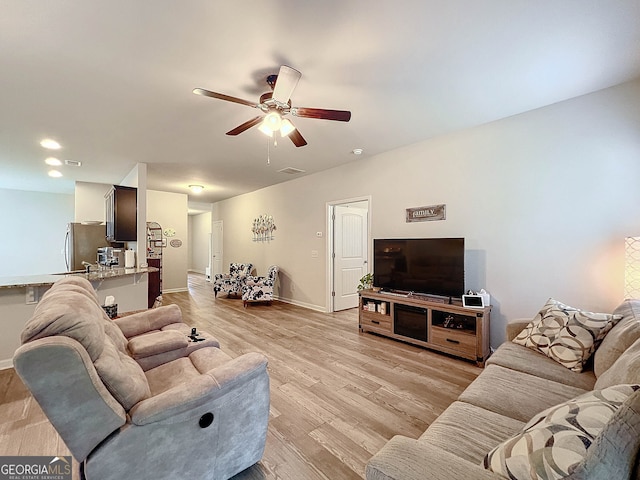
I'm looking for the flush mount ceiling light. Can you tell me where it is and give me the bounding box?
[352,148,363,155]
[189,185,204,194]
[48,170,63,178]
[40,138,61,150]
[45,157,62,166]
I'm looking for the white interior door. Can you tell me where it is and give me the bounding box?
[212,220,223,276]
[333,204,368,311]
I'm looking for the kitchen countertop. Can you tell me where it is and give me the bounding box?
[0,267,158,289]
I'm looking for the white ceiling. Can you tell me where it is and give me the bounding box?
[1,1,639,204]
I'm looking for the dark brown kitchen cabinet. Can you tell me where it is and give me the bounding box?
[105,185,137,242]
[147,258,162,308]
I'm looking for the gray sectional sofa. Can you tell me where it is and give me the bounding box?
[366,299,640,480]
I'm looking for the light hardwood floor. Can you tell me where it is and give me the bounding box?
[0,274,481,479]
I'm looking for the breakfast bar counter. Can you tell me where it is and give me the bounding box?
[0,266,158,289]
[0,267,155,368]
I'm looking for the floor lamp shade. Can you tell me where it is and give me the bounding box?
[625,237,640,300]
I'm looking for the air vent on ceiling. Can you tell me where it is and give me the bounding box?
[277,167,306,175]
[65,159,82,167]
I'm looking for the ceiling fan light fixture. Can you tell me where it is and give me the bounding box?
[263,112,282,132]
[195,65,349,147]
[280,119,296,137]
[258,123,274,137]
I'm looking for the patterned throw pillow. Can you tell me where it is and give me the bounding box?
[484,384,640,480]
[513,298,622,372]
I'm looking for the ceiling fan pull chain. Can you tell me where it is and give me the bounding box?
[267,137,270,165]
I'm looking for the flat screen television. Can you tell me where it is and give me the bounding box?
[373,238,465,298]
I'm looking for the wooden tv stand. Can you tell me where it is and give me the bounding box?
[359,289,491,366]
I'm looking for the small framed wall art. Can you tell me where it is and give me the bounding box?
[406,204,446,223]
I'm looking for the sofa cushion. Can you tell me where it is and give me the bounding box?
[487,342,597,391]
[419,401,525,464]
[145,357,203,396]
[484,384,640,480]
[22,290,105,361]
[42,278,130,353]
[189,347,233,373]
[594,300,640,377]
[595,337,640,389]
[513,298,621,372]
[127,330,189,359]
[103,320,129,353]
[366,436,500,480]
[114,304,183,338]
[458,365,588,423]
[94,339,151,410]
[42,276,99,303]
[23,281,151,411]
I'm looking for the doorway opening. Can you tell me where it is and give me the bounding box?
[327,197,371,312]
[211,220,223,280]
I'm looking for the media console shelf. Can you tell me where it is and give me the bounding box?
[359,289,491,366]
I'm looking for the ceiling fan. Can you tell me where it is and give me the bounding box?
[193,66,351,147]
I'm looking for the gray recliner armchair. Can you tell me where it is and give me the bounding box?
[13,276,270,480]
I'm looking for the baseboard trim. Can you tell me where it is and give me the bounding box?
[274,296,326,313]
[162,287,189,294]
[0,358,13,370]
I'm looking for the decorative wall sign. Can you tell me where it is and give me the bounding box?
[163,228,176,237]
[169,239,183,248]
[252,214,276,242]
[406,204,446,223]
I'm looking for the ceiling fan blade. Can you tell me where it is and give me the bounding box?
[291,107,351,122]
[193,88,258,108]
[226,116,263,136]
[288,128,308,147]
[272,66,301,104]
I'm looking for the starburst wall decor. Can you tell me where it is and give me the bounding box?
[252,215,276,242]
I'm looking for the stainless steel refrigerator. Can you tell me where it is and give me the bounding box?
[65,223,110,271]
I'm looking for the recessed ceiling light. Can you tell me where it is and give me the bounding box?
[352,148,363,155]
[48,170,63,178]
[189,185,204,194]
[45,157,62,166]
[40,139,61,150]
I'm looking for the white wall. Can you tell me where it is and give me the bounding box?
[213,80,640,346]
[74,182,110,222]
[121,163,148,267]
[189,212,212,274]
[147,190,188,292]
[0,189,74,276]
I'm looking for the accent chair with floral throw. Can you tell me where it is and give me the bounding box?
[242,265,279,307]
[213,262,253,298]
